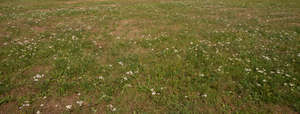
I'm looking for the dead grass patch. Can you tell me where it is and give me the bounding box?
[41,94,79,112]
[112,19,143,40]
[31,26,47,33]
[63,0,108,4]
[264,104,297,113]
[23,65,52,76]
[0,101,18,113]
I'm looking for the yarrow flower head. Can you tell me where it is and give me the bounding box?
[76,101,84,107]
[118,61,124,66]
[126,71,133,75]
[33,74,45,81]
[66,105,72,110]
[98,76,104,80]
[107,104,117,112]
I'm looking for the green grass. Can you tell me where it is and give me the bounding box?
[0,0,300,113]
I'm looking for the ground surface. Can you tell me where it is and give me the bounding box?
[0,0,300,113]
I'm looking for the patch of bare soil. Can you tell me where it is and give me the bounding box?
[112,19,143,40]
[0,102,18,113]
[31,26,47,33]
[64,0,108,4]
[264,104,297,114]
[9,87,37,97]
[23,65,52,75]
[41,94,79,113]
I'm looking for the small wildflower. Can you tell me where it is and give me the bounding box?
[289,83,295,87]
[107,104,116,111]
[126,71,133,75]
[40,104,44,107]
[152,91,156,95]
[66,105,72,110]
[262,55,270,60]
[202,94,207,98]
[23,103,30,107]
[33,74,45,81]
[285,74,290,77]
[199,73,205,77]
[263,79,267,82]
[150,88,154,91]
[76,101,84,107]
[98,76,104,80]
[256,83,261,87]
[118,61,124,66]
[36,110,41,114]
[245,68,251,72]
[174,49,178,53]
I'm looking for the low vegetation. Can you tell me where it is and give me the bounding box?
[0,0,299,113]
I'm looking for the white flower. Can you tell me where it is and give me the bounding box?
[262,56,270,60]
[256,83,261,87]
[33,74,45,81]
[36,74,42,78]
[123,77,128,81]
[36,110,41,114]
[245,68,251,72]
[174,49,178,53]
[257,70,264,73]
[202,94,207,98]
[297,53,300,57]
[263,79,267,82]
[23,104,30,107]
[108,104,113,108]
[152,91,156,95]
[98,76,104,80]
[199,73,204,77]
[285,74,290,77]
[40,104,44,107]
[289,83,294,87]
[66,105,72,110]
[126,71,133,75]
[76,101,84,106]
[107,104,116,111]
[150,88,154,91]
[118,61,124,66]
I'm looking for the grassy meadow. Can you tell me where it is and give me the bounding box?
[0,0,300,113]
